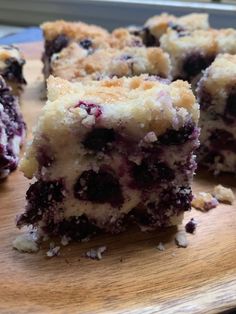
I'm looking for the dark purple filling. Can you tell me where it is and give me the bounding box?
[74,169,124,207]
[197,86,213,111]
[158,123,196,145]
[143,27,160,47]
[209,129,236,153]
[224,88,236,123]
[199,147,224,166]
[75,101,102,118]
[159,186,193,212]
[45,34,69,58]
[131,158,174,189]
[0,76,25,175]
[17,179,65,227]
[82,128,116,151]
[44,215,100,240]
[182,53,215,80]
[79,39,93,50]
[3,58,26,85]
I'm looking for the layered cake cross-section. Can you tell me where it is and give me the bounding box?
[17,75,199,240]
[0,76,26,179]
[0,45,26,94]
[50,42,171,81]
[197,54,236,174]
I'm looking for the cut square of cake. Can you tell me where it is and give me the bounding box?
[197,54,236,174]
[50,42,171,81]
[160,28,236,82]
[41,20,110,79]
[17,75,199,240]
[133,13,209,47]
[0,76,26,179]
[0,45,26,94]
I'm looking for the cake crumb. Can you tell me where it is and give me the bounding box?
[213,185,235,204]
[175,231,188,248]
[85,246,107,260]
[13,233,39,253]
[61,235,71,246]
[156,242,165,251]
[46,242,60,257]
[191,192,218,211]
[185,218,198,234]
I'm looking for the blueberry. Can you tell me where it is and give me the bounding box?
[158,123,195,145]
[45,34,69,57]
[75,101,102,118]
[183,53,215,79]
[209,129,236,153]
[44,215,100,240]
[79,39,92,50]
[4,58,26,84]
[74,170,124,207]
[17,179,65,227]
[143,27,159,47]
[132,158,174,189]
[82,128,116,151]
[224,89,236,123]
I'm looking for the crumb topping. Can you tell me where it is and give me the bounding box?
[213,185,235,204]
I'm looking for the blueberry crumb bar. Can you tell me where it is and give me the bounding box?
[143,13,209,47]
[41,20,110,78]
[50,42,171,81]
[0,76,26,179]
[17,75,199,240]
[160,28,236,82]
[0,45,26,94]
[197,54,236,174]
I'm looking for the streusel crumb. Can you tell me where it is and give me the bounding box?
[213,185,235,204]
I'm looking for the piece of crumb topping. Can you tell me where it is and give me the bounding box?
[191,192,219,211]
[213,185,235,204]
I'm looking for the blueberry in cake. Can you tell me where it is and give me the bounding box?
[50,42,171,81]
[17,75,199,240]
[140,13,209,47]
[197,54,236,174]
[0,45,26,94]
[41,20,110,79]
[160,28,236,82]
[0,76,26,179]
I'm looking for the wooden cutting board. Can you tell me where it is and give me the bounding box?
[0,43,236,314]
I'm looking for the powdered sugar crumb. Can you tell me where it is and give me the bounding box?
[85,246,107,260]
[61,235,71,246]
[13,233,39,253]
[156,242,165,251]
[47,242,60,257]
[175,231,188,248]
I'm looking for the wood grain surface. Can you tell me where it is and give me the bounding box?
[0,45,236,314]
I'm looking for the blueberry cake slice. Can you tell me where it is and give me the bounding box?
[197,54,236,174]
[17,75,199,240]
[0,76,26,179]
[160,28,236,82]
[50,42,171,81]
[41,20,110,78]
[0,45,26,94]
[140,13,209,47]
